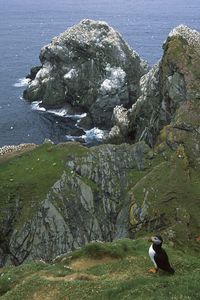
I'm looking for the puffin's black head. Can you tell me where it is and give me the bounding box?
[151,235,163,245]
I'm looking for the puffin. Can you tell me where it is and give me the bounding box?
[148,235,175,274]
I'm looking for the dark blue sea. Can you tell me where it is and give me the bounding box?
[0,0,200,146]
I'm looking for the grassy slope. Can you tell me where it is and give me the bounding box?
[0,239,200,300]
[0,142,88,228]
[0,136,200,299]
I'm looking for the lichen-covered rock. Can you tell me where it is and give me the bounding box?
[107,25,200,145]
[162,25,200,101]
[126,116,200,246]
[128,157,193,240]
[23,19,147,128]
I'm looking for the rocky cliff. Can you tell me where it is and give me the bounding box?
[107,26,200,248]
[0,141,152,266]
[1,120,200,266]
[1,24,200,267]
[23,19,147,129]
[108,25,200,146]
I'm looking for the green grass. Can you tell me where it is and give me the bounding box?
[0,142,88,228]
[1,239,200,300]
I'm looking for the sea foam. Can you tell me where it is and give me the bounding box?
[31,101,46,112]
[13,78,30,88]
[82,127,106,143]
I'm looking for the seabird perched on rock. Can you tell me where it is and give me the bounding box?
[148,235,175,274]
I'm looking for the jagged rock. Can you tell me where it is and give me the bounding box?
[26,66,42,80]
[77,114,94,130]
[107,63,160,145]
[162,25,200,103]
[107,25,200,146]
[23,19,147,128]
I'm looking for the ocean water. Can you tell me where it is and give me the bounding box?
[0,0,200,147]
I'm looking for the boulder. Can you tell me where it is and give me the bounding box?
[24,19,147,129]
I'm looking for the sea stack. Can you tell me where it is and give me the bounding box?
[23,19,148,129]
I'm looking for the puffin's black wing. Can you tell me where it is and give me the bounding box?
[154,248,175,274]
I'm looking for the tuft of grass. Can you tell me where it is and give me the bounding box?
[57,239,147,262]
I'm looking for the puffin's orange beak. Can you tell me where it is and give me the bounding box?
[148,237,153,242]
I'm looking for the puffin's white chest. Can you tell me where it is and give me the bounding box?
[149,244,157,267]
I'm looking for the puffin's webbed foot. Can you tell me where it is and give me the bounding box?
[148,268,158,274]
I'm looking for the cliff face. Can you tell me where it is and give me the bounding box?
[109,27,200,245]
[23,19,147,129]
[1,125,200,266]
[108,25,200,146]
[2,116,200,267]
[0,142,151,266]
